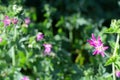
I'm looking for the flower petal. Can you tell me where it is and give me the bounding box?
[103,46,109,50]
[93,50,98,55]
[100,52,105,57]
[92,33,96,41]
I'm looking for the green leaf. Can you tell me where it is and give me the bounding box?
[105,56,117,66]
[19,36,29,43]
[108,41,115,49]
[110,19,117,28]
[55,16,64,27]
[104,27,120,33]
[115,61,120,70]
[8,46,15,66]
[0,40,7,46]
[105,19,120,33]
[17,50,26,67]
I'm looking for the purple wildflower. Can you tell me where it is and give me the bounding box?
[21,76,30,80]
[3,16,11,26]
[93,44,108,57]
[87,33,102,47]
[43,44,52,55]
[24,18,30,25]
[36,32,44,41]
[116,71,120,78]
[87,33,108,57]
[11,18,18,24]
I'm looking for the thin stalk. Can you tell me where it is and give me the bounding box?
[12,27,17,66]
[112,63,115,80]
[113,34,119,56]
[69,29,73,42]
[112,34,119,80]
[12,46,15,66]
[14,26,17,40]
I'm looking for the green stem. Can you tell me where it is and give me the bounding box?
[12,46,15,66]
[14,26,17,40]
[69,30,73,42]
[113,34,119,56]
[12,27,17,66]
[112,63,115,80]
[112,34,119,80]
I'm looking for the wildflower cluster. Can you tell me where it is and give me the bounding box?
[87,19,120,79]
[2,16,30,27]
[1,15,52,56]
[36,32,52,55]
[0,14,52,79]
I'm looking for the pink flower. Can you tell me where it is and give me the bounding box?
[24,18,30,25]
[87,33,108,57]
[21,76,30,80]
[3,16,11,26]
[36,32,44,41]
[93,44,108,57]
[11,18,18,24]
[87,33,102,47]
[43,44,52,55]
[0,37,2,42]
[116,71,120,78]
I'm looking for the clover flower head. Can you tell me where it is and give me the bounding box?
[3,16,11,26]
[116,71,120,78]
[36,32,44,41]
[11,18,18,24]
[21,76,29,80]
[43,43,52,55]
[25,17,30,25]
[87,33,108,57]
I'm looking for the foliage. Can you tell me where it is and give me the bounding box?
[0,0,120,80]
